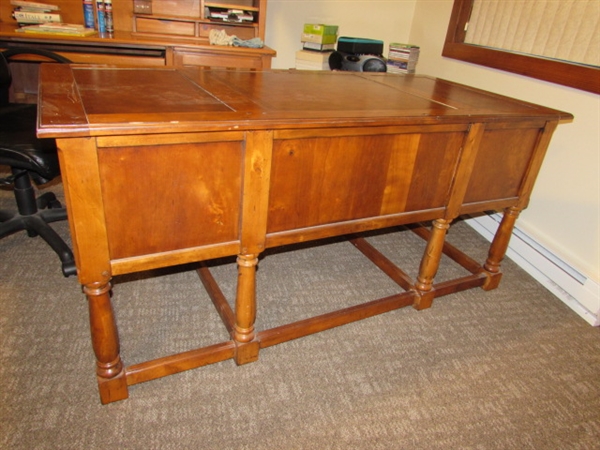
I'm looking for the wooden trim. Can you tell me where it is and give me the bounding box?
[110,241,241,276]
[442,0,600,95]
[125,341,237,386]
[56,137,111,284]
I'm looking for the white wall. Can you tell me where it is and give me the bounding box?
[265,1,417,70]
[409,0,600,284]
[264,0,600,286]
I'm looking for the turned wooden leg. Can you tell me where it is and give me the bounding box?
[483,207,520,290]
[84,281,128,404]
[233,254,260,365]
[414,219,451,310]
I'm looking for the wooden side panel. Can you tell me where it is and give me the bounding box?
[463,127,540,204]
[98,140,243,259]
[267,131,464,233]
[56,137,111,285]
[405,132,464,212]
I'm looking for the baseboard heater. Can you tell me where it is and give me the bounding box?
[467,212,599,326]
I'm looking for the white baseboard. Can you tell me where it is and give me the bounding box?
[466,214,600,326]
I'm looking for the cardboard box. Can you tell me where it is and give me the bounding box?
[303,24,338,36]
[301,33,338,45]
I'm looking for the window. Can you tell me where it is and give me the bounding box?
[443,0,600,94]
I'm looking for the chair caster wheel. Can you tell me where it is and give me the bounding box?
[62,262,77,277]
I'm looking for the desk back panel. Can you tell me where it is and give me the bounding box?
[38,67,572,275]
[267,130,465,234]
[97,140,243,259]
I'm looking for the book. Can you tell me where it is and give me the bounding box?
[295,61,331,71]
[295,50,332,71]
[96,0,106,33]
[10,0,60,11]
[16,23,98,36]
[388,50,420,61]
[386,59,417,74]
[296,50,333,63]
[82,0,94,29]
[388,44,420,60]
[389,42,420,51]
[303,24,338,36]
[12,10,62,24]
[303,42,336,52]
[301,33,337,45]
[387,42,420,74]
[209,9,254,22]
[104,0,114,33]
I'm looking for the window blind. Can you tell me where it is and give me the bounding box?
[465,0,599,68]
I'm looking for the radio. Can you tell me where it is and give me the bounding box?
[328,37,387,72]
[328,51,387,72]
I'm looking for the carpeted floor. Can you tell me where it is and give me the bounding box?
[1,180,599,449]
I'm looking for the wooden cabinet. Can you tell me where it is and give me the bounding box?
[133,0,267,42]
[0,0,274,73]
[172,45,273,69]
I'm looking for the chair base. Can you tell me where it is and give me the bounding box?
[1,184,76,277]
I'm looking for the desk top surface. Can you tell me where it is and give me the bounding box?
[37,65,572,138]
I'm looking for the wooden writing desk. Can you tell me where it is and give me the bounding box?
[37,65,572,404]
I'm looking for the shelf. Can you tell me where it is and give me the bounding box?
[135,13,256,23]
[205,2,259,12]
[133,14,258,41]
[132,1,266,42]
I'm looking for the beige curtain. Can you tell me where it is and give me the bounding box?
[465,0,599,67]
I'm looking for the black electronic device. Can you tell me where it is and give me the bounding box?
[328,51,387,72]
[337,37,384,56]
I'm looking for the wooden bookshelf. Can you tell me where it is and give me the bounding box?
[132,0,267,42]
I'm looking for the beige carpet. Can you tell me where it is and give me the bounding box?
[1,180,599,449]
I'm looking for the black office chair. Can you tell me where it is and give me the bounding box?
[0,47,76,276]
